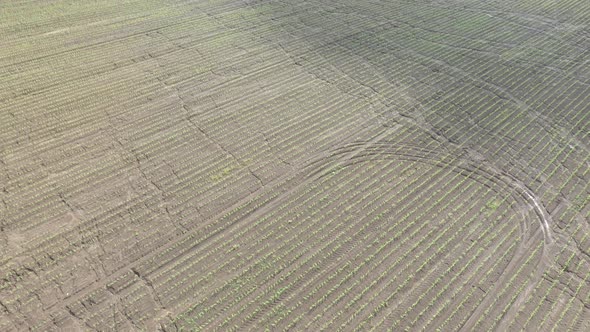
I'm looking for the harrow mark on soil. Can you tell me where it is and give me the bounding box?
[321,140,553,244]
[253,138,550,330]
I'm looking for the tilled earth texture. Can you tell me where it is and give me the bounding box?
[1,0,589,331]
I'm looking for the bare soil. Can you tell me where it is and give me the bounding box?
[1,0,589,331]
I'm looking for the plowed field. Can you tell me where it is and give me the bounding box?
[1,0,589,331]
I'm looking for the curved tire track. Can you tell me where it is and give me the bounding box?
[303,140,552,329]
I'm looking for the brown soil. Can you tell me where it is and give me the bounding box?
[1,0,589,331]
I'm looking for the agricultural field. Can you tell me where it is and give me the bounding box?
[1,0,589,330]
